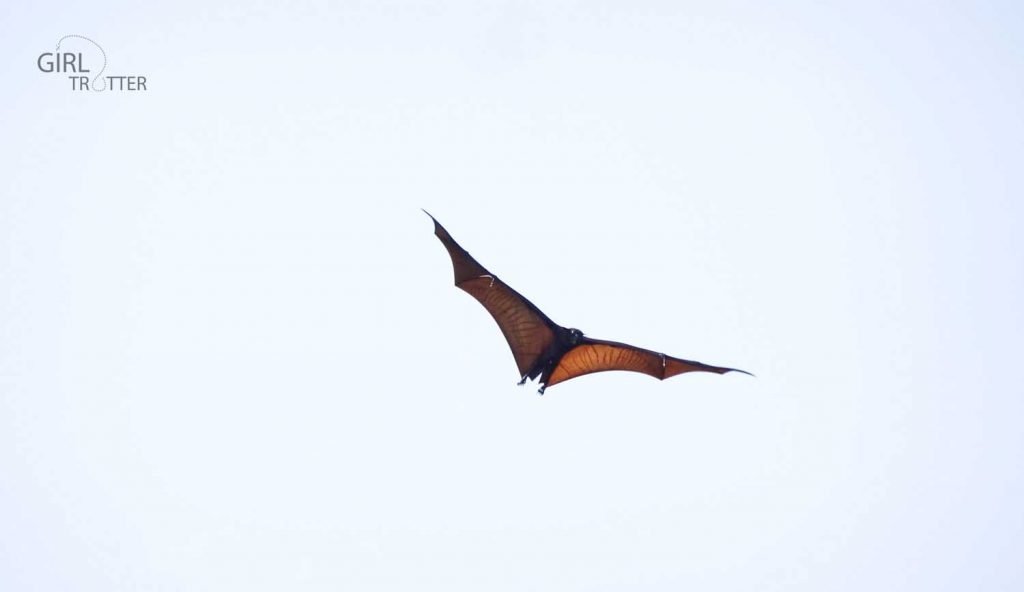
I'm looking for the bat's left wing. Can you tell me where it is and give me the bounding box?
[546,337,750,388]
[425,211,560,378]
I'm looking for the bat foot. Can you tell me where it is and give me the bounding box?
[517,377,527,386]
[537,386,546,396]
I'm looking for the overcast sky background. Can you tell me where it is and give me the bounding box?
[2,1,1023,590]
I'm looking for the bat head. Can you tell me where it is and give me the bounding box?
[568,328,584,345]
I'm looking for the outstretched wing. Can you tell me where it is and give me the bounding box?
[425,211,559,377]
[546,337,750,388]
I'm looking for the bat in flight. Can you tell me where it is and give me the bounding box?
[425,211,751,394]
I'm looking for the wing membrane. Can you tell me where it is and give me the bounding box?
[458,277,555,376]
[426,212,557,376]
[547,337,748,388]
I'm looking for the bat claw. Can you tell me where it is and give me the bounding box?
[537,386,546,396]
[517,377,527,386]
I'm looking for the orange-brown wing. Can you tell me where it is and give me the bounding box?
[426,211,558,376]
[546,337,750,388]
[457,277,557,376]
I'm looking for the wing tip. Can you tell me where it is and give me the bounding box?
[726,367,755,377]
[423,209,453,240]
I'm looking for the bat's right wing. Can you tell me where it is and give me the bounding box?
[425,211,558,378]
[546,337,750,388]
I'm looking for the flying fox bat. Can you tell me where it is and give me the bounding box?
[425,211,750,394]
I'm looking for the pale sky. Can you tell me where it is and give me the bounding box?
[2,1,1023,590]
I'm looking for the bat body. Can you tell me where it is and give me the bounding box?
[425,211,749,394]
